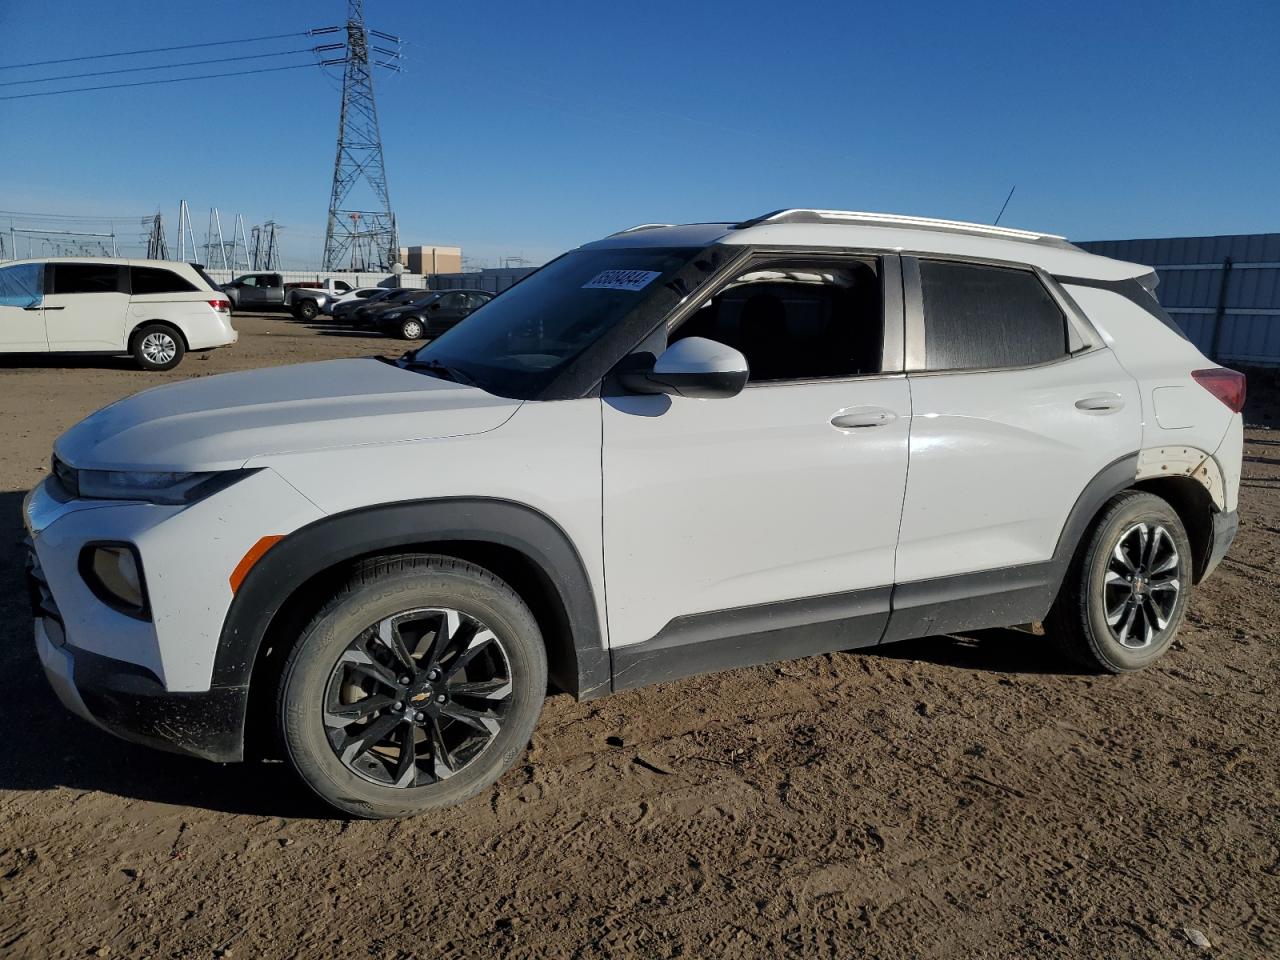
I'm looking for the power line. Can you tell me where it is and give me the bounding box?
[0,209,153,221]
[0,62,325,101]
[0,47,321,88]
[0,31,316,71]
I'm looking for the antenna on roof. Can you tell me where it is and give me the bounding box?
[993,185,1016,226]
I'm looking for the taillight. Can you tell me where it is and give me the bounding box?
[1191,367,1246,412]
[208,299,231,313]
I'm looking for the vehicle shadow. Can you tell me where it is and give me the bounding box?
[869,627,1089,676]
[0,355,138,372]
[0,488,330,818]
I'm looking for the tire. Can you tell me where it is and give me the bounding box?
[277,555,547,819]
[294,299,320,321]
[1047,491,1193,673]
[399,317,424,340]
[131,324,185,371]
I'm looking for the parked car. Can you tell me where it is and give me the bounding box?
[331,287,400,323]
[25,209,1244,818]
[371,289,495,340]
[0,257,236,370]
[346,287,431,327]
[323,286,389,316]
[220,273,352,320]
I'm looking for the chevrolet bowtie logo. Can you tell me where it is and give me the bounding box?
[410,692,431,703]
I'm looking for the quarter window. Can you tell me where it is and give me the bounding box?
[919,261,1068,370]
[129,266,197,295]
[50,263,123,295]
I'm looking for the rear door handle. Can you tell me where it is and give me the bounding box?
[830,407,898,429]
[1075,392,1124,414]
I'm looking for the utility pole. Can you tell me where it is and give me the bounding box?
[321,0,400,271]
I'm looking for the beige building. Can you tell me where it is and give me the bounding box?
[399,245,462,275]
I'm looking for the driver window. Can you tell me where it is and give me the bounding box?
[671,259,883,381]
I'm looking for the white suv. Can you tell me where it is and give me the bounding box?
[23,210,1244,818]
[0,257,236,370]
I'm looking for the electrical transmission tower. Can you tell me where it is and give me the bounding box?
[145,213,169,260]
[321,0,401,271]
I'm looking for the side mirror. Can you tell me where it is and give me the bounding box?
[429,302,441,311]
[617,336,748,399]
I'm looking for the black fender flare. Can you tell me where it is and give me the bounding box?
[211,497,610,700]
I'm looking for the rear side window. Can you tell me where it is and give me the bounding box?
[130,266,198,295]
[920,261,1068,370]
[50,263,123,295]
[191,265,224,291]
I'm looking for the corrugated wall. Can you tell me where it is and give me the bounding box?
[1077,233,1280,366]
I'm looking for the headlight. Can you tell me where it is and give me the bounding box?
[382,311,402,319]
[54,458,251,505]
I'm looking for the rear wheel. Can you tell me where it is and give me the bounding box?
[1048,491,1192,672]
[294,299,320,321]
[277,555,547,818]
[400,317,424,340]
[131,324,185,371]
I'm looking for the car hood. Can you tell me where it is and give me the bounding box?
[54,358,521,472]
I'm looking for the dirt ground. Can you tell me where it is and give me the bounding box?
[0,313,1276,959]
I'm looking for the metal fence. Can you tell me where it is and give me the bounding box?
[426,267,538,294]
[1077,234,1280,366]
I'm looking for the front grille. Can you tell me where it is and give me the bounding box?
[23,538,63,626]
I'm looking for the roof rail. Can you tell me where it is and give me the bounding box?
[732,209,1066,243]
[609,223,675,236]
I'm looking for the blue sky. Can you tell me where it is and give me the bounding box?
[2,0,1278,268]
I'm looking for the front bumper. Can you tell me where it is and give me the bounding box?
[27,541,247,762]
[22,469,324,763]
[1201,508,1239,581]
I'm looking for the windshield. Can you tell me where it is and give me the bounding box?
[409,246,714,399]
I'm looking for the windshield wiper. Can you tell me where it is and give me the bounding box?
[396,356,477,386]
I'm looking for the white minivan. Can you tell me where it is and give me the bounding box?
[0,257,237,370]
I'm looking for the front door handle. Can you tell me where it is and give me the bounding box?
[830,407,898,430]
[1075,393,1124,414]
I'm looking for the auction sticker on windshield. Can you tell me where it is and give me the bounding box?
[582,269,662,291]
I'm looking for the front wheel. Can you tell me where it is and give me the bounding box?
[277,555,547,818]
[1048,491,1192,673]
[399,317,424,340]
[131,324,185,371]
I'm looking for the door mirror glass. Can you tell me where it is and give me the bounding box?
[618,336,748,399]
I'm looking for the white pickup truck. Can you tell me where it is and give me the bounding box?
[220,273,353,320]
